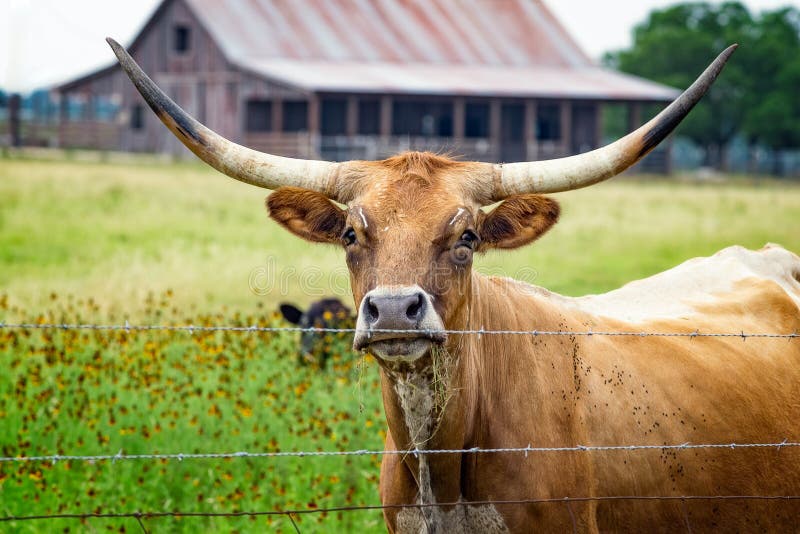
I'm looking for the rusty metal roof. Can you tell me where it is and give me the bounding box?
[238,58,679,100]
[187,0,593,67]
[183,0,677,101]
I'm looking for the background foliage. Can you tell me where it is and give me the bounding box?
[605,2,800,170]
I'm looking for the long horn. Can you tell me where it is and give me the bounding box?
[496,45,737,197]
[106,38,340,197]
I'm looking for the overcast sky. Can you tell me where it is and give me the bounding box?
[1,0,798,92]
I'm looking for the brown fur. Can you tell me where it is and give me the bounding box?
[265,152,800,532]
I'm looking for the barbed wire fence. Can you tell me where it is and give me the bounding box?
[2,320,799,531]
[4,497,800,532]
[2,321,799,338]
[2,440,799,465]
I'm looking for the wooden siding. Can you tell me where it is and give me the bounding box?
[59,122,121,151]
[54,0,669,171]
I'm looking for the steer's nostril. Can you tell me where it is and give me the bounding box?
[406,293,424,321]
[366,297,380,324]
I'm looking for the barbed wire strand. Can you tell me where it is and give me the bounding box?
[2,440,797,465]
[2,496,799,523]
[1,322,798,339]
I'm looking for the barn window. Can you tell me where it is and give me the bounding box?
[65,95,87,121]
[130,105,144,130]
[464,102,490,138]
[93,96,120,122]
[392,100,453,137]
[282,101,308,132]
[174,26,191,53]
[320,98,347,135]
[537,103,561,141]
[245,100,272,132]
[358,99,380,135]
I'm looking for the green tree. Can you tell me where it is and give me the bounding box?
[740,8,800,173]
[604,2,754,170]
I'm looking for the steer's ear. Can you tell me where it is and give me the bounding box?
[477,194,560,250]
[267,187,347,244]
[279,303,304,325]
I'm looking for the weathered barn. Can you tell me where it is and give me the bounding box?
[56,0,678,168]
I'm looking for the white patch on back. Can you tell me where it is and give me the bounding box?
[554,245,800,323]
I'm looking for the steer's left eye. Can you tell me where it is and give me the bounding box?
[450,230,479,264]
[342,228,357,246]
[458,230,479,249]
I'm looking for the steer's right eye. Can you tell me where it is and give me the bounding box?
[342,228,357,246]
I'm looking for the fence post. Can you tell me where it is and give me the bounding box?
[9,93,21,148]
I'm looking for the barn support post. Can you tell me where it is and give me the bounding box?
[57,92,68,149]
[560,100,572,156]
[346,96,358,137]
[489,99,501,162]
[308,94,320,158]
[453,97,465,141]
[380,96,393,138]
[272,96,283,133]
[627,102,641,134]
[664,136,674,174]
[524,100,537,160]
[594,101,604,149]
[86,91,98,151]
[9,93,22,148]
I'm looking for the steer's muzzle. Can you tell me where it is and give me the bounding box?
[353,285,446,361]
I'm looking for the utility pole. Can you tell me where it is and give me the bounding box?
[9,93,22,147]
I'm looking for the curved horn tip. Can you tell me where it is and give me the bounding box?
[106,38,130,65]
[495,45,738,198]
[716,43,738,65]
[106,37,123,53]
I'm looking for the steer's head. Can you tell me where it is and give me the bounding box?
[268,155,560,360]
[107,38,735,363]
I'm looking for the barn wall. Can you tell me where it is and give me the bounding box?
[55,0,669,170]
[124,0,233,154]
[57,66,120,150]
[236,70,312,156]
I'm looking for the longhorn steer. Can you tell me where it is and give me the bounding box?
[108,39,800,532]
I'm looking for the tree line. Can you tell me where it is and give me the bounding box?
[604,2,800,173]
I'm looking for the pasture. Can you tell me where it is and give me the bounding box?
[1,154,800,532]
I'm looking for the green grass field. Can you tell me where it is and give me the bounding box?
[1,154,799,532]
[2,156,799,319]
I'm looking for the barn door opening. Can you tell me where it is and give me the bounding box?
[501,102,525,162]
